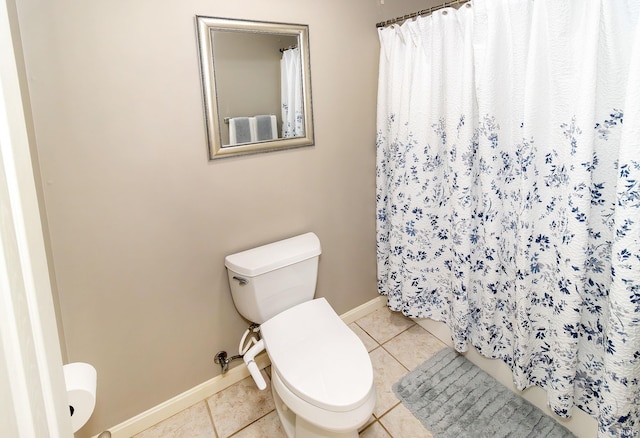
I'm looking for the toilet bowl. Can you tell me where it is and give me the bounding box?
[225,233,376,437]
[260,298,376,437]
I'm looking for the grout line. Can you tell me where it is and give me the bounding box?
[377,417,395,437]
[225,371,276,437]
[373,400,401,421]
[360,419,383,436]
[353,320,381,344]
[354,313,417,346]
[227,409,276,437]
[203,398,219,438]
[380,343,410,372]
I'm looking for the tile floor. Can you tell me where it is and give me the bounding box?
[134,306,447,438]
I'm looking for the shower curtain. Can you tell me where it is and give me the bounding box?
[281,47,304,138]
[376,1,640,437]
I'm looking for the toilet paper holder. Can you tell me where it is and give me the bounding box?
[63,362,97,433]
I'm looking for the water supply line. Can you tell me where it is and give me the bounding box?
[214,323,265,386]
[239,323,260,355]
[243,339,266,390]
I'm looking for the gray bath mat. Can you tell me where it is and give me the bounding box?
[393,348,575,438]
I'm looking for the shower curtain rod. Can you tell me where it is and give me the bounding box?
[279,45,297,53]
[375,0,470,28]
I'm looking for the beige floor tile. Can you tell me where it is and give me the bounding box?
[369,347,407,417]
[382,325,447,370]
[133,401,214,438]
[349,322,379,352]
[356,307,415,344]
[359,421,392,437]
[379,403,434,438]
[230,411,285,438]
[207,371,275,438]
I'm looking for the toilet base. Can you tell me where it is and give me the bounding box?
[270,367,374,438]
[272,381,358,438]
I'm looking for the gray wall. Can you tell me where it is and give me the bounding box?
[13,0,440,436]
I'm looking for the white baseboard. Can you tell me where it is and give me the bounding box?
[94,353,271,438]
[416,318,598,438]
[339,295,387,324]
[94,295,386,438]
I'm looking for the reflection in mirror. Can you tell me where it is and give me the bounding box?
[196,16,314,160]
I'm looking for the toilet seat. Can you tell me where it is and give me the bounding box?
[260,298,374,413]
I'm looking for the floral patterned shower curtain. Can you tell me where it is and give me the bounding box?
[376,1,640,436]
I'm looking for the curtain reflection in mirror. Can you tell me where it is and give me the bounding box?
[281,47,304,138]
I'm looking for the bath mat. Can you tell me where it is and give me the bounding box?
[393,348,575,438]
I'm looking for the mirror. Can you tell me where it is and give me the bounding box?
[196,16,314,160]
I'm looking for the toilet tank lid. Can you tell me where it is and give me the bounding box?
[224,232,321,277]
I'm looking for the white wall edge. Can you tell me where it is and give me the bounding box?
[0,0,71,435]
[416,318,598,438]
[93,295,387,438]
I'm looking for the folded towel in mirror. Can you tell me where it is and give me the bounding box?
[229,117,253,145]
[254,115,278,141]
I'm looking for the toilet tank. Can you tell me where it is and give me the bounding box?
[225,232,321,324]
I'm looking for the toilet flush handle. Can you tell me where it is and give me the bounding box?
[233,276,248,285]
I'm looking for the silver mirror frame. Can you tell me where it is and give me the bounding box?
[196,16,314,160]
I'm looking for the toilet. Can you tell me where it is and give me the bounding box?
[225,232,376,438]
